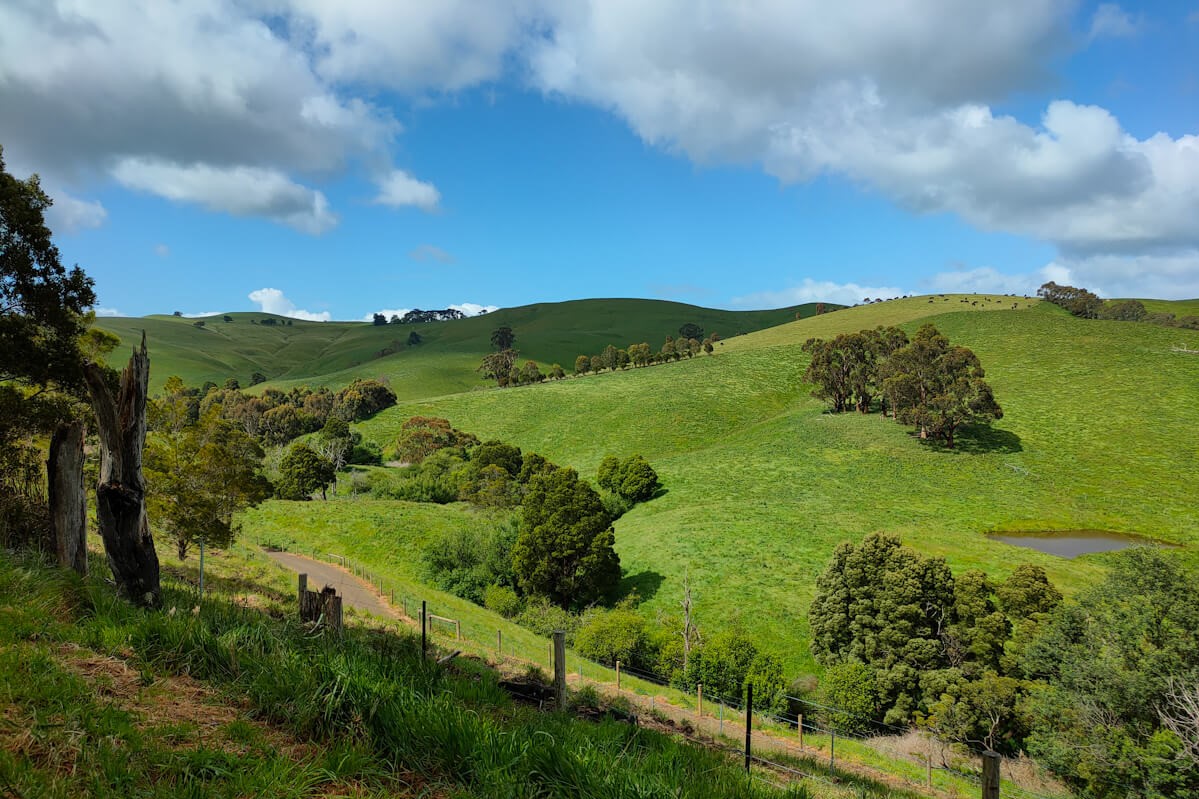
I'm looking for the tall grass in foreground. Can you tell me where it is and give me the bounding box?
[0,553,806,799]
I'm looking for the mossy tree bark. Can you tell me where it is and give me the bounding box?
[83,334,160,607]
[47,419,87,575]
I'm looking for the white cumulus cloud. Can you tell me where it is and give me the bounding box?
[113,159,337,234]
[733,279,906,309]
[43,187,107,233]
[248,288,331,321]
[1088,4,1142,40]
[374,170,441,211]
[92,306,122,317]
[450,303,498,316]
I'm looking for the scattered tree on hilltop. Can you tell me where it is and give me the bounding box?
[490,325,515,350]
[478,348,518,387]
[512,466,620,609]
[882,324,1001,448]
[679,322,704,341]
[1037,281,1102,319]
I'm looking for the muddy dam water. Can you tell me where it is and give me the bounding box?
[987,530,1176,559]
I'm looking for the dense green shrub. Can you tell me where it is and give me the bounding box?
[419,519,517,604]
[513,466,620,609]
[574,602,653,668]
[482,584,523,619]
[515,597,581,642]
[596,454,661,503]
[818,662,879,735]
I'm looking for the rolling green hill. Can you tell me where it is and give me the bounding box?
[322,294,1198,674]
[95,299,826,394]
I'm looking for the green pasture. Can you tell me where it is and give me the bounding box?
[346,295,1198,674]
[95,299,822,393]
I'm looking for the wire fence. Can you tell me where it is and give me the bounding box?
[263,540,1083,799]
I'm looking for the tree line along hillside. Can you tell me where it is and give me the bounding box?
[93,299,835,395]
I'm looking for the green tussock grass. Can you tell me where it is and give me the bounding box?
[1,550,827,799]
[95,299,824,394]
[333,295,1198,676]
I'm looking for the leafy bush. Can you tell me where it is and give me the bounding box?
[515,597,581,642]
[574,602,652,668]
[419,519,517,604]
[819,662,879,735]
[596,454,661,503]
[483,584,523,618]
[331,379,396,422]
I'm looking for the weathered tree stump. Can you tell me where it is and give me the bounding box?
[83,334,160,607]
[47,420,87,575]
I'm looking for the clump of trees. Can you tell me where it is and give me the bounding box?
[1039,281,1199,330]
[803,324,1002,448]
[573,331,719,376]
[808,533,1060,747]
[597,454,661,503]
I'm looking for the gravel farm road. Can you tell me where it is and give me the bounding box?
[264,550,394,618]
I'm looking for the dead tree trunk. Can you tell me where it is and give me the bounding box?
[83,334,160,607]
[47,420,87,576]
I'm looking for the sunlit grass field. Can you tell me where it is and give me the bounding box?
[321,296,1199,674]
[95,299,821,393]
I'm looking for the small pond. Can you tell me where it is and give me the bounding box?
[988,530,1174,559]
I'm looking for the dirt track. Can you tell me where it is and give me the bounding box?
[264,550,393,618]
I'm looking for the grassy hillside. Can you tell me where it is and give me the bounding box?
[328,294,1199,674]
[95,299,825,394]
[1133,297,1199,318]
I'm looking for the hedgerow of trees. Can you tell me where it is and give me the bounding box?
[803,324,1002,447]
[1040,281,1199,329]
[573,330,720,376]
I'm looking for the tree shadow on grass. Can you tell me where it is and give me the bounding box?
[929,424,1023,454]
[619,570,665,604]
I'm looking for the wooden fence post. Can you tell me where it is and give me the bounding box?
[830,728,836,768]
[455,619,461,641]
[797,713,803,749]
[697,683,703,718]
[744,682,753,774]
[497,629,502,654]
[298,573,307,599]
[421,600,427,658]
[329,595,343,636]
[615,660,621,690]
[982,750,1000,799]
[553,630,567,709]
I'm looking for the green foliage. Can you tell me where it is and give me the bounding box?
[490,325,515,351]
[595,454,661,503]
[1100,299,1148,321]
[680,630,788,716]
[512,466,620,609]
[0,146,96,390]
[882,324,1002,447]
[995,564,1062,620]
[277,442,335,500]
[331,378,396,421]
[924,671,1024,753]
[483,584,523,618]
[574,601,653,668]
[1038,281,1103,319]
[819,662,879,735]
[515,596,582,641]
[419,519,518,604]
[145,407,272,559]
[1022,548,1199,796]
[392,415,478,464]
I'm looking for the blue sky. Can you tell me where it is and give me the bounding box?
[2,1,1196,320]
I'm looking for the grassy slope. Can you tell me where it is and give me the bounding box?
[335,294,1199,674]
[1130,297,1199,318]
[95,300,823,394]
